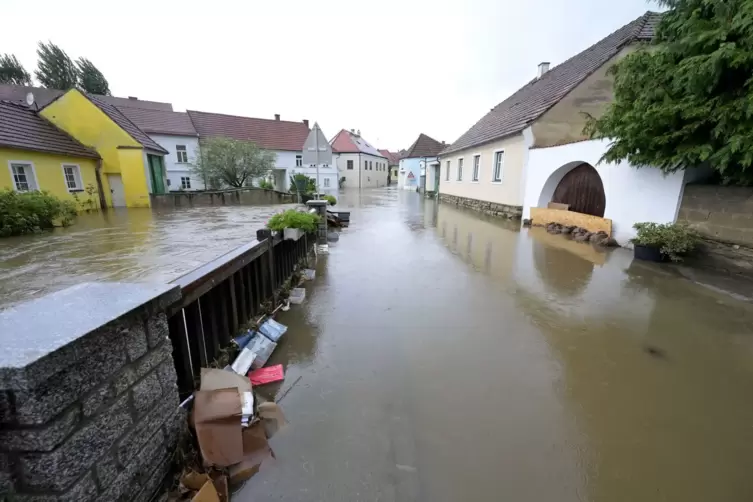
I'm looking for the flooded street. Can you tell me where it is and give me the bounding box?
[3,189,753,501]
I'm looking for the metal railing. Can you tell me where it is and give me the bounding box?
[166,233,312,396]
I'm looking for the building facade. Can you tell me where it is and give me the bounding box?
[399,134,445,193]
[331,129,388,189]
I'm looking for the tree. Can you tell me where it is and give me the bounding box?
[191,138,276,188]
[0,54,31,85]
[76,57,110,95]
[586,0,753,185]
[35,41,78,90]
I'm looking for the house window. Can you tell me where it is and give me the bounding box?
[457,158,464,181]
[493,151,504,181]
[347,160,354,170]
[181,176,192,189]
[176,145,188,163]
[472,155,480,182]
[370,161,373,170]
[445,161,450,181]
[296,155,303,167]
[9,162,37,192]
[62,164,83,191]
[324,178,330,187]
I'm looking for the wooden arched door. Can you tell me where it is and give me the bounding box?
[551,163,606,217]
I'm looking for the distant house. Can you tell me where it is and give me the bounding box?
[330,129,388,189]
[187,111,312,192]
[40,89,169,208]
[439,12,692,243]
[301,123,337,194]
[399,134,445,193]
[117,107,202,191]
[0,101,103,208]
[378,149,401,185]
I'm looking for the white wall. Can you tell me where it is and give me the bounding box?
[150,134,202,191]
[335,152,388,189]
[523,139,693,245]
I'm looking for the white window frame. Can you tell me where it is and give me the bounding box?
[175,145,188,163]
[445,160,451,181]
[180,176,192,189]
[296,155,303,167]
[457,157,464,181]
[61,164,83,192]
[323,178,331,187]
[492,149,505,183]
[8,161,39,192]
[471,154,481,183]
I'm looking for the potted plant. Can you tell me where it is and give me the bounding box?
[631,222,700,262]
[323,195,337,206]
[267,209,319,241]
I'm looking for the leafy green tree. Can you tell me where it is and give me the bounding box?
[35,41,78,90]
[191,137,276,188]
[586,0,753,185]
[76,57,110,95]
[0,54,31,85]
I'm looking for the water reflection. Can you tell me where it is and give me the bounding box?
[0,204,295,307]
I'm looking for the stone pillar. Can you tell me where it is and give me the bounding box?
[0,282,184,502]
[306,200,329,246]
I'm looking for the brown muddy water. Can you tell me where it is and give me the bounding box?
[3,189,753,501]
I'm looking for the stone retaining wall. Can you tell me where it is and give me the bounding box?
[0,283,184,502]
[151,188,295,209]
[438,193,523,219]
[678,184,753,246]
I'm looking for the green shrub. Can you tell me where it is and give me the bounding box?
[266,209,319,232]
[632,222,700,261]
[0,189,77,237]
[258,179,274,190]
[323,195,336,206]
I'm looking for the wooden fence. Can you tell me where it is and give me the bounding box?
[166,233,312,396]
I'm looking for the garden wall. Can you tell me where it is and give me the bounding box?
[151,188,295,209]
[677,184,753,246]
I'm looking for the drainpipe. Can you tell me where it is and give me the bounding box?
[358,153,362,189]
[94,158,107,211]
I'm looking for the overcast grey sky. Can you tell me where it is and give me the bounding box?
[2,0,657,151]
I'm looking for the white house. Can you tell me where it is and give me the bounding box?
[300,123,337,194]
[187,111,313,192]
[438,11,701,244]
[117,107,202,191]
[330,129,389,189]
[399,133,445,193]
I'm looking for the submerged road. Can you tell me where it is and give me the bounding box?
[241,188,753,502]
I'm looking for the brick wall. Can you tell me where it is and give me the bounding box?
[678,185,753,246]
[0,283,184,502]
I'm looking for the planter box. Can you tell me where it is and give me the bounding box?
[634,244,667,262]
[284,228,304,241]
[336,211,351,223]
[256,228,272,241]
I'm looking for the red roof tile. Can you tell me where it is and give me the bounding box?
[403,134,445,158]
[187,111,310,151]
[117,107,197,136]
[378,149,401,165]
[330,129,386,157]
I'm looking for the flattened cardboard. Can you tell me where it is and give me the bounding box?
[193,389,243,467]
[200,368,252,393]
[192,480,220,502]
[258,401,288,439]
[181,471,211,491]
[228,422,275,485]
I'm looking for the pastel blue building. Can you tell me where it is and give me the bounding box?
[398,133,445,194]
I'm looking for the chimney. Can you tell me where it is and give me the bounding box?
[537,62,550,79]
[303,119,309,127]
[274,114,280,121]
[350,128,355,134]
[441,141,446,145]
[128,96,138,100]
[356,129,361,136]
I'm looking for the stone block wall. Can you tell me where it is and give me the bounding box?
[0,283,184,502]
[678,185,753,246]
[150,188,295,208]
[439,193,523,219]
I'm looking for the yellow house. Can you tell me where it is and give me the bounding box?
[0,101,104,209]
[40,89,169,208]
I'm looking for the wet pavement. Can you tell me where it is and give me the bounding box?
[3,189,753,501]
[241,188,753,502]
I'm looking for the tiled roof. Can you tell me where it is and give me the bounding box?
[86,94,168,154]
[442,11,661,155]
[116,107,197,136]
[0,101,99,159]
[187,111,310,151]
[378,149,401,165]
[330,129,386,158]
[0,84,172,111]
[403,134,445,158]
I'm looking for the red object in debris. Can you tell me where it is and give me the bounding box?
[249,365,285,386]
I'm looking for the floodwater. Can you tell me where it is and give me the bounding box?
[3,189,753,501]
[0,204,294,307]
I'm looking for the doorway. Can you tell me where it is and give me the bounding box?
[107,174,126,207]
[551,163,606,217]
[147,154,166,194]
